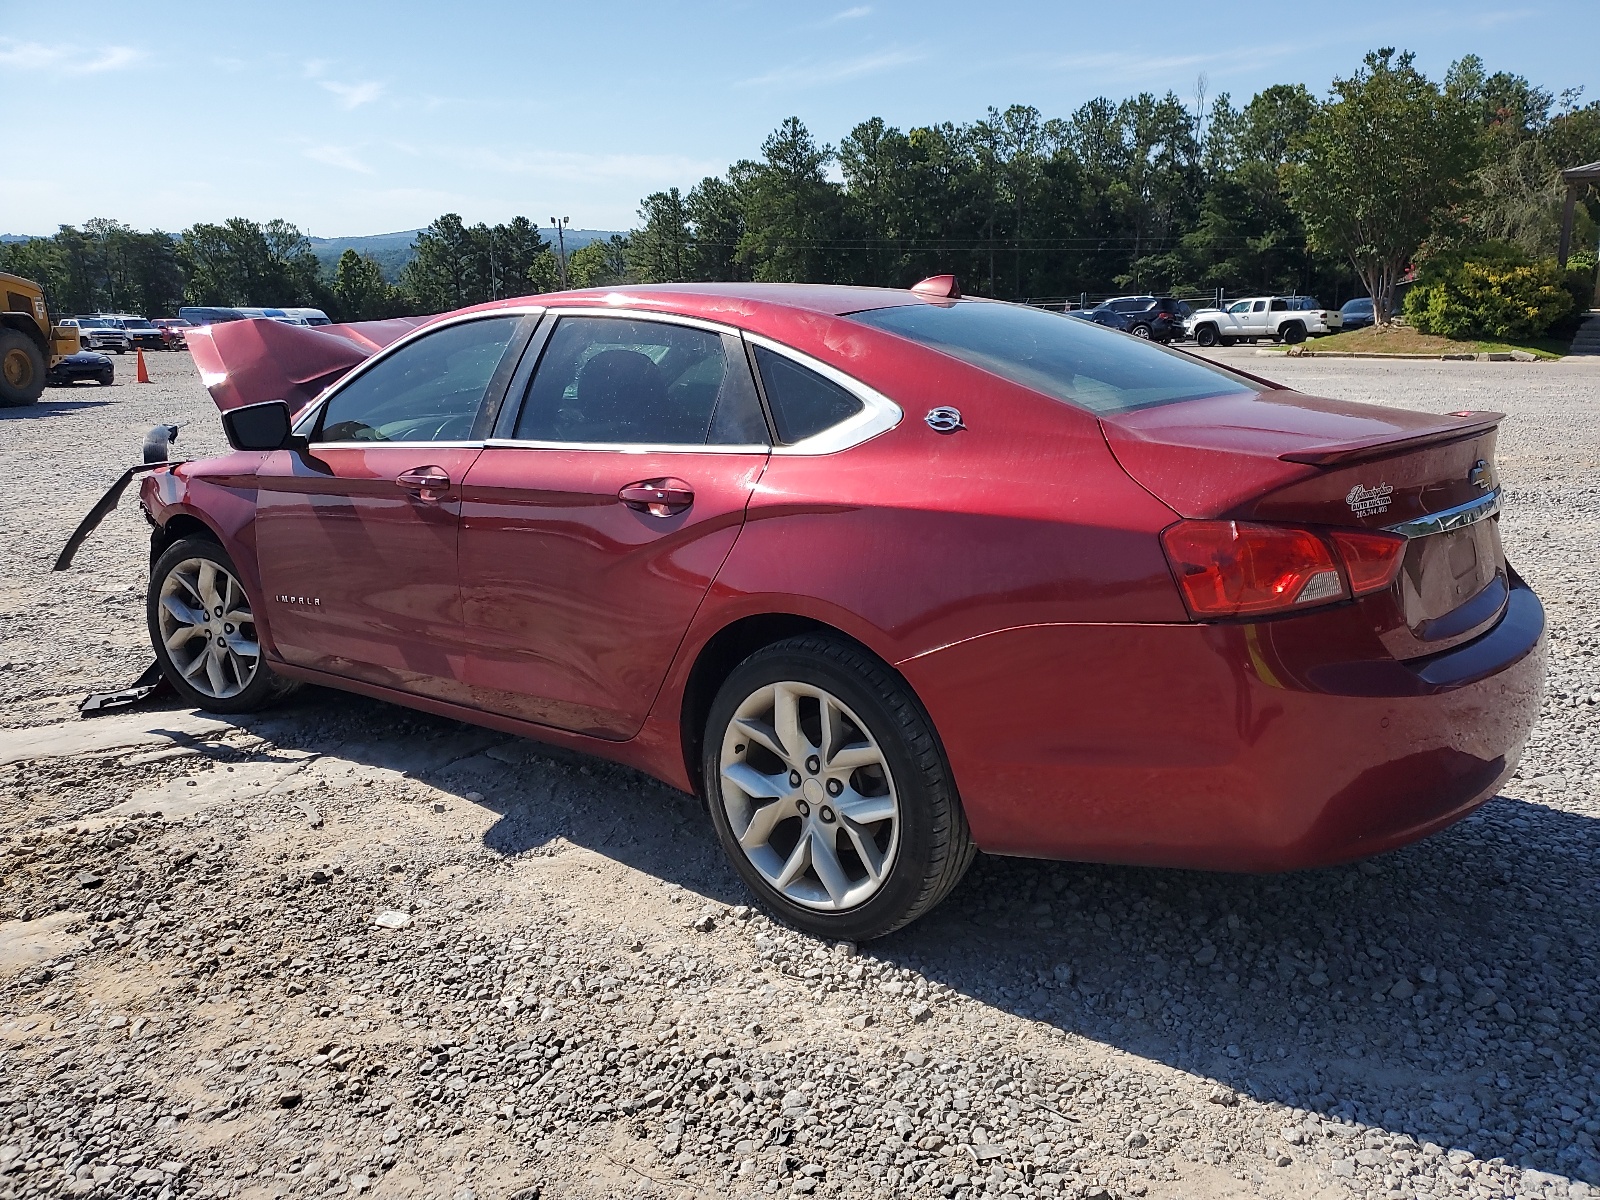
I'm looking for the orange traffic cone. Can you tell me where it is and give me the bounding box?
[136,348,151,383]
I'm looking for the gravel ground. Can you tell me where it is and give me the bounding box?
[0,349,1597,1200]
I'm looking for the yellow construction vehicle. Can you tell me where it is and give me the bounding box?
[2,271,81,406]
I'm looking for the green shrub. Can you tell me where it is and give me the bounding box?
[1405,251,1577,341]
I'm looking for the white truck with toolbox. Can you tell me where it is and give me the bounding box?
[1185,295,1342,347]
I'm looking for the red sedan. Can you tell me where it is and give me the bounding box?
[141,279,1545,940]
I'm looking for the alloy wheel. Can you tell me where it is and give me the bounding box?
[156,557,259,699]
[718,681,901,911]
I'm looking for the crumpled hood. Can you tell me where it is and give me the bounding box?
[186,316,431,412]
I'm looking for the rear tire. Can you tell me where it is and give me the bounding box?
[0,329,46,407]
[1129,323,1152,339]
[148,535,298,713]
[702,635,975,941]
[1282,322,1307,344]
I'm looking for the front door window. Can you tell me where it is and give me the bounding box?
[317,315,525,444]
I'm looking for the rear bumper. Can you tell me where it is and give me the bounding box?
[901,579,1545,872]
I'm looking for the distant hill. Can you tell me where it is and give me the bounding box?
[308,227,623,282]
[1,234,40,243]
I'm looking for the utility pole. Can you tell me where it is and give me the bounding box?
[550,216,570,289]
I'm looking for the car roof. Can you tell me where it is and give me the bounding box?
[460,282,929,324]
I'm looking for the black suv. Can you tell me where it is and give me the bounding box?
[1075,296,1191,343]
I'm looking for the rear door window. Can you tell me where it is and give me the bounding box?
[750,346,865,443]
[512,316,767,446]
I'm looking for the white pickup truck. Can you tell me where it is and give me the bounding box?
[1185,296,1342,347]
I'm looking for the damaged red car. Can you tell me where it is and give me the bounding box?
[126,280,1544,939]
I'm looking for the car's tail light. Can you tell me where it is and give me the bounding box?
[1161,520,1404,619]
[1325,528,1407,596]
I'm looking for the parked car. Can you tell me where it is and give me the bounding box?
[1067,296,1191,343]
[1066,303,1131,332]
[152,318,192,349]
[61,318,130,353]
[178,306,247,327]
[137,281,1543,940]
[46,350,114,386]
[1185,296,1343,346]
[280,307,332,326]
[99,315,166,351]
[1340,297,1375,330]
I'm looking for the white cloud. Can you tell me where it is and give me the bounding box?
[826,6,872,21]
[738,47,925,89]
[321,79,385,109]
[304,145,374,175]
[0,38,145,74]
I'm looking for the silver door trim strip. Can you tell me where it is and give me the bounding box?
[1384,488,1502,539]
[483,439,769,454]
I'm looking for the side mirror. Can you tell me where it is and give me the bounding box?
[221,400,306,452]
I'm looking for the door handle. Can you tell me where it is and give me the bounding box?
[618,477,694,517]
[396,466,451,502]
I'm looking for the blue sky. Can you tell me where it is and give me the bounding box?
[3,1,1596,237]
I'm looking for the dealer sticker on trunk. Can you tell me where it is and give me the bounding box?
[1346,482,1394,517]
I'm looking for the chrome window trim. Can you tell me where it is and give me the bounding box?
[294,306,546,439]
[484,438,768,455]
[302,440,485,450]
[537,305,745,338]
[1384,488,1502,540]
[743,332,903,455]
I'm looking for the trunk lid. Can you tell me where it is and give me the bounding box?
[1101,390,1508,657]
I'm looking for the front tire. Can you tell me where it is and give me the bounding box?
[148,536,296,713]
[1194,324,1219,348]
[702,635,975,941]
[0,329,46,406]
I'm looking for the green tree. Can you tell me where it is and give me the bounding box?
[400,214,476,311]
[568,235,632,289]
[1284,49,1481,323]
[737,118,845,282]
[331,250,405,320]
[628,189,692,282]
[685,176,747,281]
[179,217,327,308]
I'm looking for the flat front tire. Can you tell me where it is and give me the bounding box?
[703,635,975,941]
[148,536,297,713]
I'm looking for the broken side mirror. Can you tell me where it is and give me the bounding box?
[221,400,307,452]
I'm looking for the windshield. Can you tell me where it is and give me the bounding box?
[849,300,1262,415]
[124,318,155,329]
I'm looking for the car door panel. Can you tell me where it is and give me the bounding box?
[255,445,483,701]
[458,449,766,738]
[251,312,533,703]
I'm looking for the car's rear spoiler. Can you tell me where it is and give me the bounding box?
[1278,410,1504,466]
[186,315,431,413]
